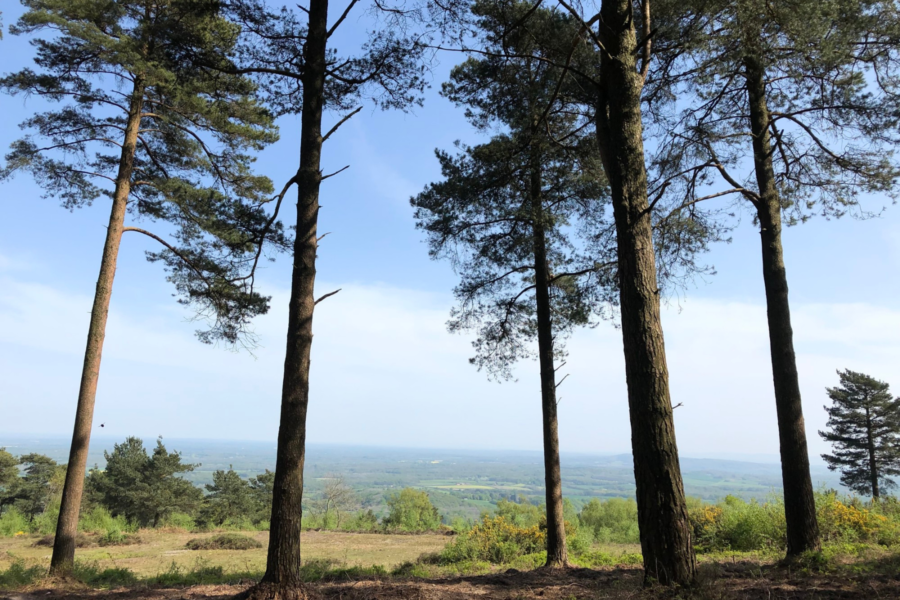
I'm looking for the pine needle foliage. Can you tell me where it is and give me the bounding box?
[1,0,288,344]
[820,370,900,498]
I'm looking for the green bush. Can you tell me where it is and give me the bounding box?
[0,560,44,589]
[0,509,29,537]
[440,515,546,564]
[186,533,263,550]
[79,506,132,534]
[342,509,379,532]
[495,498,543,528]
[383,488,442,532]
[159,511,196,531]
[72,562,138,588]
[98,530,141,547]
[578,498,640,544]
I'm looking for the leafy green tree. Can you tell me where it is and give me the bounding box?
[0,0,285,574]
[87,437,201,528]
[579,497,639,543]
[0,449,18,513]
[249,469,274,524]
[383,488,442,532]
[413,0,611,567]
[198,467,255,528]
[820,370,900,498]
[5,454,61,522]
[647,0,900,555]
[224,0,428,594]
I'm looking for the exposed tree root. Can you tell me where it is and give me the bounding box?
[232,581,312,600]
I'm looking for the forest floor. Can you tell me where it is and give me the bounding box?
[3,532,900,599]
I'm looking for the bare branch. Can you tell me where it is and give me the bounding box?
[315,288,342,304]
[322,107,363,143]
[321,165,350,180]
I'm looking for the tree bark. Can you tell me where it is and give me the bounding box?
[529,143,568,569]
[49,77,146,576]
[865,406,879,499]
[594,0,695,586]
[743,51,821,556]
[245,0,328,598]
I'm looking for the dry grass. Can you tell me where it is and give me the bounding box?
[0,530,449,577]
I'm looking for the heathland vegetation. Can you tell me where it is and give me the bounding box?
[2,0,900,597]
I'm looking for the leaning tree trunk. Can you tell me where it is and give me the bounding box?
[529,144,568,569]
[743,52,821,556]
[49,78,146,576]
[244,1,328,598]
[594,0,695,586]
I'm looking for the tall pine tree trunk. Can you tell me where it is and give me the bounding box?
[529,144,568,569]
[594,0,695,586]
[248,1,328,598]
[743,52,821,556]
[865,407,879,498]
[49,78,146,575]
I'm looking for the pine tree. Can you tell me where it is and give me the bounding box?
[0,0,284,573]
[646,0,900,555]
[86,437,202,527]
[413,1,614,567]
[820,370,900,498]
[224,1,427,597]
[535,0,697,583]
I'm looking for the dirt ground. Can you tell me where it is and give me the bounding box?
[4,561,900,600]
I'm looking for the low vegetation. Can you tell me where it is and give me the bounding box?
[186,533,263,550]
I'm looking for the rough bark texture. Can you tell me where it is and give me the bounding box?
[594,0,695,586]
[49,78,146,575]
[246,1,328,598]
[743,52,821,556]
[529,148,568,569]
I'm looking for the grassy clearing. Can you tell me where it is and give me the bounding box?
[0,529,449,578]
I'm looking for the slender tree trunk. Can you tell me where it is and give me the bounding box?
[246,1,328,598]
[528,143,568,569]
[865,406,880,499]
[743,52,821,556]
[49,78,145,576]
[594,0,695,586]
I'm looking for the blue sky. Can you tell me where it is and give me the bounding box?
[1,2,899,461]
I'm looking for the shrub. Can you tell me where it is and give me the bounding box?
[689,495,786,552]
[342,509,379,532]
[579,498,640,544]
[0,509,29,537]
[495,499,543,528]
[0,560,44,589]
[98,530,141,547]
[186,533,263,550]
[72,562,138,588]
[817,491,900,545]
[383,488,442,532]
[33,533,96,548]
[79,506,132,534]
[440,515,545,564]
[159,511,196,531]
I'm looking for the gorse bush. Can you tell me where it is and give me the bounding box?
[440,515,546,563]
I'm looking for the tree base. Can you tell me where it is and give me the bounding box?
[233,581,312,600]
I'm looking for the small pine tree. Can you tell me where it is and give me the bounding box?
[820,370,900,498]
